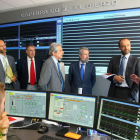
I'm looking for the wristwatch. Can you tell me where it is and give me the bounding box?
[0,128,8,137]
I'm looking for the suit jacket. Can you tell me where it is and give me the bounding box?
[16,56,43,89]
[38,57,65,91]
[0,55,17,87]
[69,61,96,95]
[107,55,140,101]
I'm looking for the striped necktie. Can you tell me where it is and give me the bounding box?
[3,56,12,83]
[57,62,64,92]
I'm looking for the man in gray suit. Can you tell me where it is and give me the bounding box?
[0,40,17,89]
[107,38,140,102]
[38,43,64,92]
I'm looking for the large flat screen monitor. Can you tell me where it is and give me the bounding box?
[96,96,140,140]
[47,92,97,132]
[5,90,47,124]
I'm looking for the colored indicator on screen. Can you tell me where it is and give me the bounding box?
[60,108,63,109]
[54,95,57,96]
[55,99,58,100]
[81,106,86,108]
[9,92,13,95]
[57,113,60,114]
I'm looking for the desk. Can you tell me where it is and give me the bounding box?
[8,126,111,140]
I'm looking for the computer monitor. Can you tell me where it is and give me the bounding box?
[5,89,47,124]
[96,96,140,140]
[47,92,97,133]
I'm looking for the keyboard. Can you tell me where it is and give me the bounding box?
[38,135,64,140]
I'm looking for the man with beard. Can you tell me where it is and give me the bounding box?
[0,40,17,89]
[107,38,140,101]
[69,47,96,95]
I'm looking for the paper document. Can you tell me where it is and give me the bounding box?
[9,117,24,125]
[102,73,116,79]
[6,65,13,79]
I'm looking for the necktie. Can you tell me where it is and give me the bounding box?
[57,63,64,92]
[3,57,11,83]
[118,56,126,77]
[80,64,84,80]
[30,59,36,85]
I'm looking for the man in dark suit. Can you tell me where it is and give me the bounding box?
[69,47,96,95]
[107,38,140,101]
[17,44,43,90]
[38,43,65,92]
[0,40,17,89]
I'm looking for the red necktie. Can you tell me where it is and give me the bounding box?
[30,59,36,85]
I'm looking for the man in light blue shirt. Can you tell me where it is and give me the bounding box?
[69,47,96,95]
[107,38,140,101]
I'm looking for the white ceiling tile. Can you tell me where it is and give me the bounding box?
[1,0,35,7]
[0,1,14,11]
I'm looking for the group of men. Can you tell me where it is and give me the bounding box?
[0,40,96,95]
[0,38,140,100]
[0,38,140,99]
[0,38,140,138]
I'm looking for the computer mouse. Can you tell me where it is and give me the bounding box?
[37,123,48,134]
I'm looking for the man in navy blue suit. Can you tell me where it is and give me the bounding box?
[17,44,43,90]
[69,47,96,95]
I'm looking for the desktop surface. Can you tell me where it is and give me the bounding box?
[8,126,111,140]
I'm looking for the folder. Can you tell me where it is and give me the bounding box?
[6,65,13,79]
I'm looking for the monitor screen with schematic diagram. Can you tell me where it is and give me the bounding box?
[48,92,97,132]
[5,90,47,124]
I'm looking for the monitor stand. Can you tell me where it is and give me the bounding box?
[24,117,33,125]
[69,125,80,134]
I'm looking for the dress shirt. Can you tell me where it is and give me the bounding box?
[116,53,130,87]
[79,60,86,72]
[51,56,59,70]
[27,56,36,83]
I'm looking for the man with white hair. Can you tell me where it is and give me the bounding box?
[69,47,96,95]
[38,42,64,92]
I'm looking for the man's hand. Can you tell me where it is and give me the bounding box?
[114,75,124,84]
[0,112,9,134]
[130,74,140,85]
[11,76,16,82]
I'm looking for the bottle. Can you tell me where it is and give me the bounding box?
[87,129,93,136]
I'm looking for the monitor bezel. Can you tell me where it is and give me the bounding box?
[4,89,48,119]
[47,91,98,129]
[96,96,140,139]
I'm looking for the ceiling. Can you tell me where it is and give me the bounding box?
[0,0,74,13]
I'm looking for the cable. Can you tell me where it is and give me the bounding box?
[9,122,41,129]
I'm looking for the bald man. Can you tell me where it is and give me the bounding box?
[0,40,17,89]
